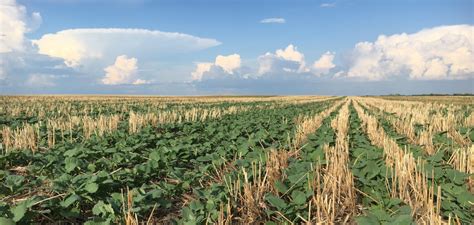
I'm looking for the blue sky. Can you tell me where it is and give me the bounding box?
[1,0,473,95]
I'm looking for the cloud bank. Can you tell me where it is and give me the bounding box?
[33,28,221,67]
[192,25,474,94]
[345,25,474,80]
[1,0,472,95]
[194,25,474,84]
[194,44,336,82]
[192,54,241,80]
[0,0,42,53]
[1,1,222,88]
[1,0,42,79]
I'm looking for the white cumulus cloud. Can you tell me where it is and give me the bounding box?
[260,18,286,24]
[258,44,307,74]
[191,54,241,80]
[102,55,143,85]
[33,28,221,67]
[275,44,304,62]
[215,54,241,74]
[312,51,336,76]
[193,45,337,81]
[346,25,474,80]
[191,63,213,81]
[0,0,42,53]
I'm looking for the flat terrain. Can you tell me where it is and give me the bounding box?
[0,96,472,224]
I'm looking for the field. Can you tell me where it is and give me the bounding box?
[0,96,472,224]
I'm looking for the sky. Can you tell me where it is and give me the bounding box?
[1,0,473,95]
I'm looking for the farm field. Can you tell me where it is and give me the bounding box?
[0,96,473,224]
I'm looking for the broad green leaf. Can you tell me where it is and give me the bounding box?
[427,151,443,163]
[85,182,99,193]
[182,207,196,221]
[11,201,27,222]
[446,169,467,185]
[87,163,97,172]
[92,200,114,217]
[0,217,15,225]
[291,190,306,205]
[149,151,160,161]
[388,215,413,225]
[265,194,287,210]
[370,208,389,221]
[64,148,80,157]
[355,215,379,225]
[189,201,204,211]
[457,191,474,207]
[386,198,402,208]
[274,181,288,194]
[5,175,24,189]
[65,157,79,172]
[60,194,80,208]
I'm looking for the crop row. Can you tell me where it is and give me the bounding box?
[178,99,344,224]
[0,99,339,223]
[360,100,473,176]
[1,96,472,224]
[354,99,473,224]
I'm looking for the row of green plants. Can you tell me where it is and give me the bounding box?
[0,100,335,224]
[359,103,473,223]
[178,101,337,224]
[0,100,279,129]
[256,105,341,223]
[348,104,415,224]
